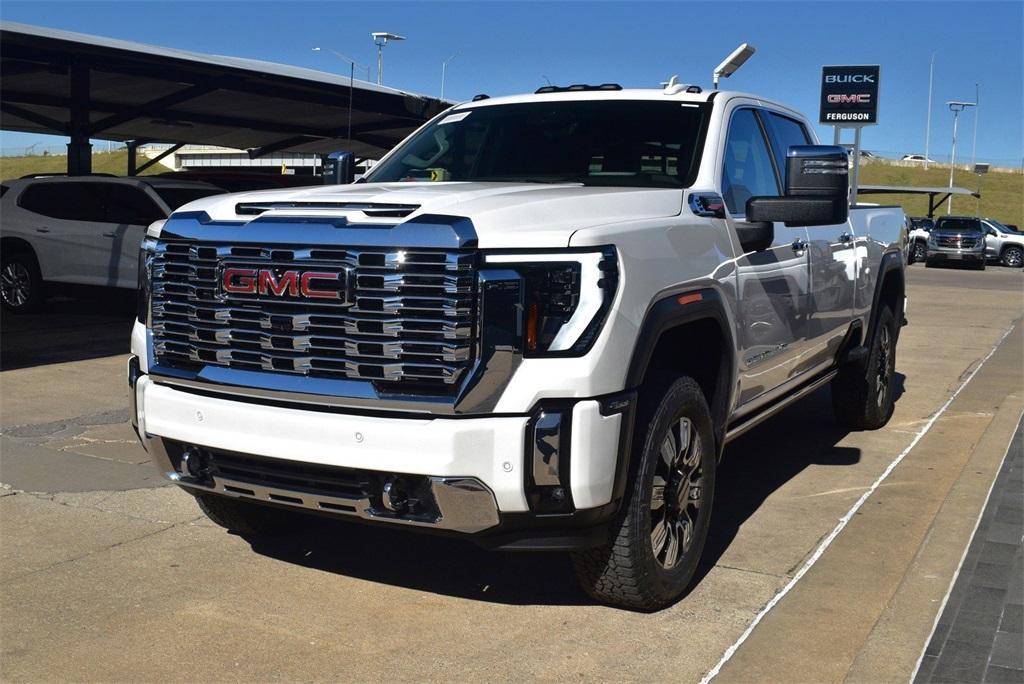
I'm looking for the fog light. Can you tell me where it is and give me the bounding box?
[179,446,210,480]
[525,406,574,513]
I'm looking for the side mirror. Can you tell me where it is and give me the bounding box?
[746,145,849,227]
[323,151,356,185]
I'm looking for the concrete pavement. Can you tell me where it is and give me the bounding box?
[1,265,1021,681]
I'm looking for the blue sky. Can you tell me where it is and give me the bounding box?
[2,1,1022,165]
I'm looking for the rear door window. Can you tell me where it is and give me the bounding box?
[17,182,110,222]
[105,185,165,225]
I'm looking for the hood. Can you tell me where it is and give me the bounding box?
[179,181,684,248]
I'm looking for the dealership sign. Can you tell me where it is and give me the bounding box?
[819,65,880,125]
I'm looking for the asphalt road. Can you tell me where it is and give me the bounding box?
[1,263,1021,682]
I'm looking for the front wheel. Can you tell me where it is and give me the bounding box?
[572,377,716,611]
[1,252,44,313]
[832,305,897,430]
[1001,246,1023,268]
[910,241,927,264]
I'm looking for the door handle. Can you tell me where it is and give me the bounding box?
[838,232,853,243]
[791,238,808,252]
[102,232,118,238]
[35,227,50,233]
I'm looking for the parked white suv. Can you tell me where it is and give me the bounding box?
[0,175,224,311]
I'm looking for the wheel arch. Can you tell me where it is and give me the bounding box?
[625,287,735,459]
[866,251,906,345]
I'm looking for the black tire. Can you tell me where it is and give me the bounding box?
[909,241,927,265]
[974,259,987,271]
[924,258,935,268]
[832,305,897,430]
[572,376,716,611]
[193,490,300,536]
[1,250,45,313]
[1000,246,1023,268]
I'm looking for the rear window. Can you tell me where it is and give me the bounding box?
[152,186,225,211]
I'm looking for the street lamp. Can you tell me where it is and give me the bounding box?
[311,47,370,80]
[371,32,405,85]
[946,100,977,214]
[441,52,460,101]
[712,43,756,90]
[312,47,371,163]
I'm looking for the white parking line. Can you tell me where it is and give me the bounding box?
[700,323,1017,683]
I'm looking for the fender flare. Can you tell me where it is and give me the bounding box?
[865,250,906,347]
[624,286,736,451]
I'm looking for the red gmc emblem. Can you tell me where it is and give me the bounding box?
[220,267,347,301]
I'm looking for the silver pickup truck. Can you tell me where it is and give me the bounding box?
[129,84,907,610]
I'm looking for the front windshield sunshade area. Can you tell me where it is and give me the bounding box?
[368,100,707,188]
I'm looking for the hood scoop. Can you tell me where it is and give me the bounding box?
[235,201,420,219]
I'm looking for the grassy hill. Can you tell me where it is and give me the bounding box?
[2,151,1021,226]
[859,162,1022,226]
[0,150,162,181]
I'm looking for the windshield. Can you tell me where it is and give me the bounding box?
[367,100,707,188]
[153,186,225,211]
[934,217,982,233]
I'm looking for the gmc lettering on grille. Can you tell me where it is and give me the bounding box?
[221,267,345,300]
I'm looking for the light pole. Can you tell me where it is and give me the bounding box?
[312,47,371,161]
[440,52,460,100]
[371,32,405,85]
[971,83,980,168]
[946,100,976,214]
[924,52,935,170]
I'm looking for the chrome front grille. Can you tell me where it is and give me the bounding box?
[936,235,978,249]
[150,240,477,387]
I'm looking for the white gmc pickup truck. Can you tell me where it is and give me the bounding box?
[130,83,907,610]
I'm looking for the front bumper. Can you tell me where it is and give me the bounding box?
[129,358,628,548]
[926,246,985,262]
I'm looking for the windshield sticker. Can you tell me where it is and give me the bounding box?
[438,111,472,125]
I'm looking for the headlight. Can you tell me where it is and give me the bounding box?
[137,237,157,324]
[485,248,618,356]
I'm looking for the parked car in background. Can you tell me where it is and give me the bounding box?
[155,171,318,193]
[907,216,934,264]
[0,175,225,312]
[901,154,936,163]
[981,218,1024,267]
[925,216,986,270]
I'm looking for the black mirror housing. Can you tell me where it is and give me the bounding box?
[746,145,849,227]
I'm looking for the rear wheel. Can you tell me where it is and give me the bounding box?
[1001,246,1023,268]
[572,377,715,611]
[832,305,897,430]
[1,251,44,313]
[193,491,301,537]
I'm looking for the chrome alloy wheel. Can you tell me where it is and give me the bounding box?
[1004,247,1023,268]
[912,242,927,263]
[650,417,703,569]
[875,324,894,408]
[1,261,31,308]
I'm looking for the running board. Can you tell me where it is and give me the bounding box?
[725,369,838,443]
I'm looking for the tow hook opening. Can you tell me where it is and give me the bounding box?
[178,445,212,482]
[377,475,437,520]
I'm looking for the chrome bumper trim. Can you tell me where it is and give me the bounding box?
[141,435,500,534]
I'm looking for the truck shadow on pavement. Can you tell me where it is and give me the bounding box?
[245,378,904,609]
[0,293,135,371]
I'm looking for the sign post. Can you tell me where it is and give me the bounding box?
[820,65,880,207]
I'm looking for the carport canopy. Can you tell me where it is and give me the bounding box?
[857,185,980,218]
[0,22,451,174]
